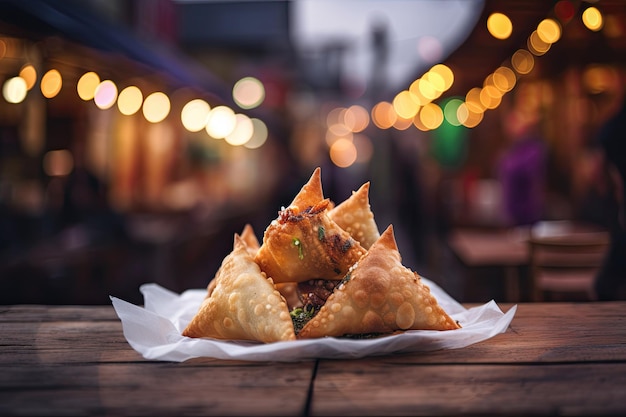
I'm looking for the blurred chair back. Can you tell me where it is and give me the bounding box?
[528,226,609,302]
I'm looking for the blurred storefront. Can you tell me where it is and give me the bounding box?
[0,0,291,303]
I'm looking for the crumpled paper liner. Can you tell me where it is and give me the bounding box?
[111,279,516,362]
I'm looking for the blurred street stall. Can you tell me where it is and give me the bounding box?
[1,0,625,304]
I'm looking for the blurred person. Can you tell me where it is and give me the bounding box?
[496,110,547,227]
[594,97,626,301]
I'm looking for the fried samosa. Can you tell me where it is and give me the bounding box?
[297,225,460,339]
[328,182,380,250]
[183,234,296,343]
[206,224,259,298]
[240,223,260,255]
[254,168,366,284]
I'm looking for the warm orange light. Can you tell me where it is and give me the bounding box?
[537,18,561,44]
[371,101,396,129]
[430,64,454,91]
[77,72,100,101]
[41,69,62,98]
[528,30,551,55]
[393,90,420,119]
[492,66,517,92]
[582,7,603,31]
[511,49,535,75]
[19,65,37,90]
[419,103,443,130]
[342,105,369,133]
[487,12,513,40]
[329,138,357,168]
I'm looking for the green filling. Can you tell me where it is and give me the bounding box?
[292,237,304,260]
[317,226,325,240]
[290,306,315,335]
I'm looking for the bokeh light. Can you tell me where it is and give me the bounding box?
[94,80,118,110]
[329,138,357,168]
[393,90,420,119]
[142,91,170,123]
[342,105,369,132]
[2,76,28,103]
[232,76,265,109]
[41,69,62,98]
[487,12,513,40]
[511,49,535,75]
[19,65,37,90]
[372,101,396,129]
[443,98,464,127]
[418,102,444,130]
[206,105,236,139]
[528,30,551,55]
[430,64,454,91]
[582,7,603,31]
[492,66,517,92]
[225,113,254,146]
[537,18,561,44]
[77,72,100,101]
[117,85,143,115]
[392,115,413,131]
[244,118,268,149]
[181,99,211,132]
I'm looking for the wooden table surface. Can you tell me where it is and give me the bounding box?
[2,301,626,416]
[447,228,529,267]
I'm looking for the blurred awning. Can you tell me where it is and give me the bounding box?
[0,0,233,103]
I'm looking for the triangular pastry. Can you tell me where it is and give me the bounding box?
[297,225,460,339]
[207,224,259,298]
[254,168,367,284]
[183,234,296,343]
[237,223,301,307]
[289,166,324,211]
[240,223,260,255]
[328,182,380,250]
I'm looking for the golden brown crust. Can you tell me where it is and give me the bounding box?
[183,235,296,343]
[289,166,324,210]
[255,199,367,283]
[206,225,260,298]
[255,167,366,283]
[297,225,460,339]
[240,223,260,254]
[328,182,380,250]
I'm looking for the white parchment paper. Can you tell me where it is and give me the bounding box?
[111,279,516,362]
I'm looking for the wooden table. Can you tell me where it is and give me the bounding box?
[446,223,609,302]
[447,228,529,302]
[2,302,626,416]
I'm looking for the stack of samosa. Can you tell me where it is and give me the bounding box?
[183,167,460,343]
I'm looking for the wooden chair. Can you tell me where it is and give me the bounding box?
[528,230,610,301]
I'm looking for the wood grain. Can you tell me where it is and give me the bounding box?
[1,302,625,416]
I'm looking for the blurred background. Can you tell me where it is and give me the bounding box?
[0,0,624,305]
